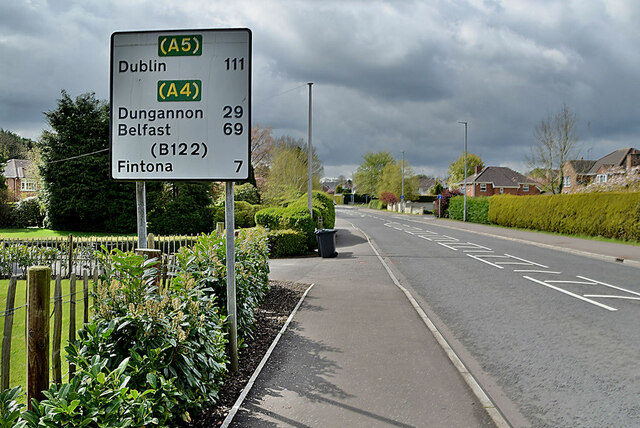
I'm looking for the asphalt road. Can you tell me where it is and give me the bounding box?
[339,206,640,427]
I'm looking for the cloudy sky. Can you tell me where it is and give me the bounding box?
[2,0,640,178]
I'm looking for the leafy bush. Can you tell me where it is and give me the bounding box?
[379,191,398,205]
[368,200,386,210]
[488,192,640,241]
[266,229,308,257]
[211,201,260,229]
[433,189,462,218]
[254,207,285,230]
[0,386,24,428]
[255,192,335,252]
[0,244,61,278]
[448,196,490,224]
[173,229,270,340]
[14,198,44,228]
[233,183,261,204]
[0,202,16,228]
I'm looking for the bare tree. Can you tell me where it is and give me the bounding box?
[527,104,579,194]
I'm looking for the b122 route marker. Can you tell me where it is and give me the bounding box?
[110,29,251,180]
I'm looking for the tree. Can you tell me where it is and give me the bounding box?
[148,182,213,234]
[263,136,323,204]
[447,153,484,188]
[39,91,139,232]
[0,128,33,160]
[378,160,418,201]
[249,125,275,190]
[354,151,395,196]
[527,104,579,194]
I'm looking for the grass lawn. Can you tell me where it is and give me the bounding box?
[0,228,135,239]
[0,277,90,401]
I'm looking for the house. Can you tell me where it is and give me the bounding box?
[562,159,596,193]
[417,176,436,195]
[458,166,541,196]
[2,159,38,201]
[562,148,640,193]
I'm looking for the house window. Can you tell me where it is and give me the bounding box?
[523,184,529,192]
[21,180,37,191]
[499,188,504,194]
[563,176,571,187]
[596,174,608,184]
[480,184,487,192]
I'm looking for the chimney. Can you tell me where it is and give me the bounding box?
[474,165,482,175]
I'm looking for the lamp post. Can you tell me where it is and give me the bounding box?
[307,83,313,216]
[458,121,468,222]
[401,151,405,213]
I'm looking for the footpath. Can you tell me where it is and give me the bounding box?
[227,217,497,427]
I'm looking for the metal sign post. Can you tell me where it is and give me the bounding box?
[110,28,251,372]
[225,182,238,372]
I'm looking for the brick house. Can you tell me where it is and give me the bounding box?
[458,166,541,196]
[562,148,640,193]
[3,159,38,201]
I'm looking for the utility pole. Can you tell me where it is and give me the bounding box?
[458,121,468,222]
[307,82,313,216]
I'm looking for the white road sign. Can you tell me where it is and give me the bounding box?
[110,29,251,180]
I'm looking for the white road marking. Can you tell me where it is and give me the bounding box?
[584,295,640,301]
[514,270,562,274]
[576,275,640,297]
[504,254,548,268]
[523,276,618,311]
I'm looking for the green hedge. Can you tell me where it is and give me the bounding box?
[368,200,386,210]
[255,192,335,253]
[212,201,260,229]
[488,193,640,241]
[448,196,490,224]
[266,229,308,257]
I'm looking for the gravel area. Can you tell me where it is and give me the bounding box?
[189,280,311,427]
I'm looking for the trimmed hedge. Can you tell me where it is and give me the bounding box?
[368,200,386,210]
[212,201,260,229]
[488,193,640,241]
[266,229,308,257]
[448,196,490,224]
[255,192,335,254]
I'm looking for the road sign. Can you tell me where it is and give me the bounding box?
[438,194,443,200]
[110,29,251,180]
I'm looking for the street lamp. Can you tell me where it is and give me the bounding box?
[401,151,405,212]
[307,83,313,216]
[458,121,468,222]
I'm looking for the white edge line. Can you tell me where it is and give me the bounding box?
[351,222,510,428]
[221,283,315,428]
[583,295,640,301]
[523,276,617,311]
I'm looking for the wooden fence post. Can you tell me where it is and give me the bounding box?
[68,234,74,278]
[52,275,62,386]
[83,270,89,324]
[216,222,224,237]
[69,273,76,380]
[27,266,50,409]
[1,276,18,391]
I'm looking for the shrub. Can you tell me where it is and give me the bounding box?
[255,207,285,230]
[212,201,260,228]
[433,189,461,218]
[266,229,308,257]
[488,192,640,241]
[255,192,335,252]
[173,229,270,340]
[379,191,398,205]
[368,200,386,210]
[448,196,490,224]
[14,197,44,228]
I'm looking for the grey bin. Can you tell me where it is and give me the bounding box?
[315,229,338,258]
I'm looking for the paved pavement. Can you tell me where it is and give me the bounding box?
[230,216,496,427]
